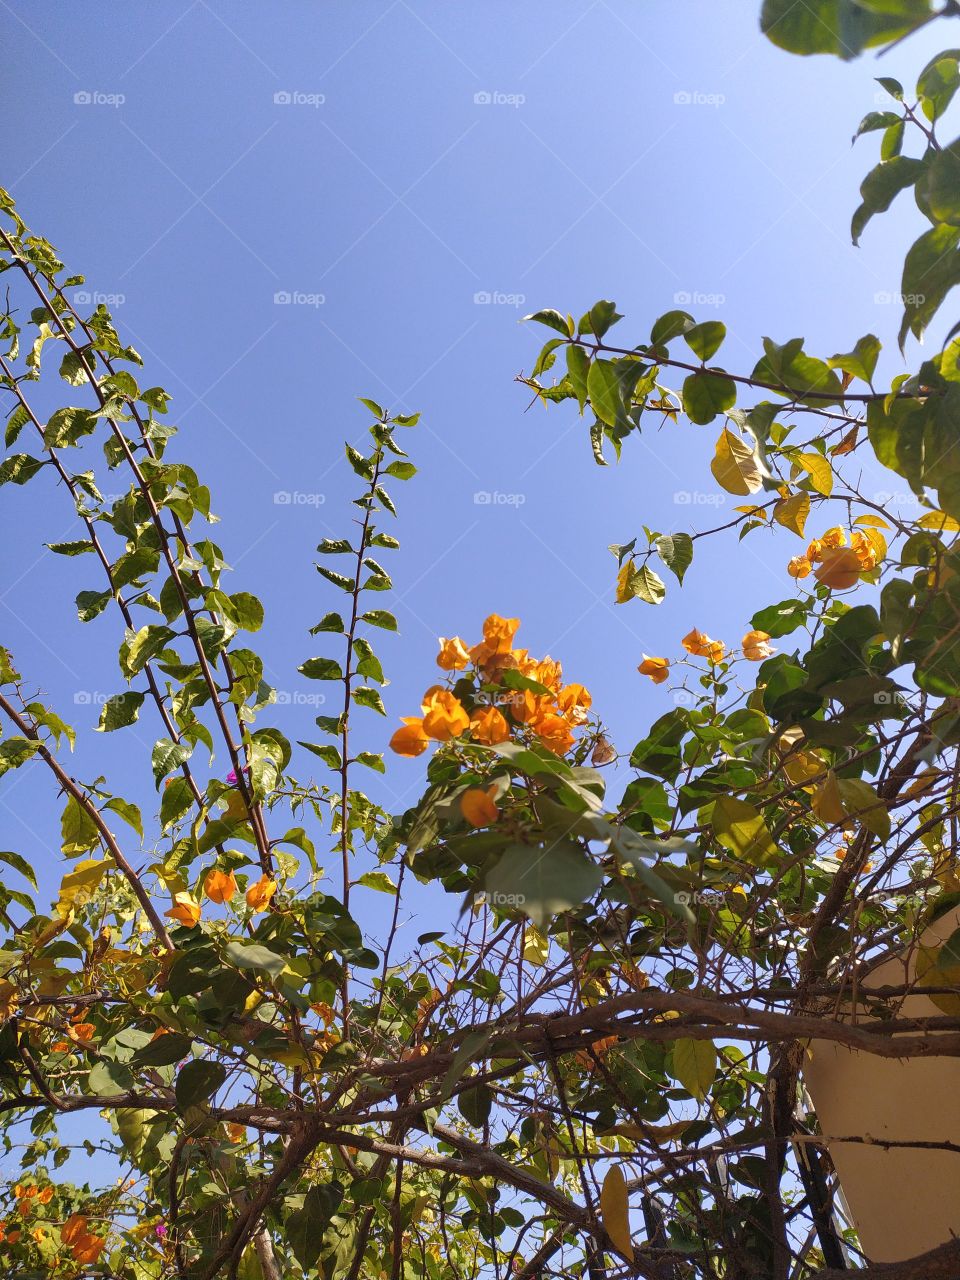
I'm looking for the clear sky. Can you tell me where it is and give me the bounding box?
[1,4,948,946]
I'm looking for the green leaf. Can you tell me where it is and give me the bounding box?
[650,309,694,346]
[357,870,397,894]
[751,598,808,638]
[852,156,926,244]
[122,625,175,678]
[228,592,264,632]
[160,777,194,829]
[360,609,398,631]
[317,565,354,592]
[311,612,346,634]
[385,460,416,480]
[671,1038,717,1102]
[917,49,960,121]
[587,358,627,429]
[0,454,46,486]
[900,224,960,347]
[61,795,100,854]
[105,797,143,840]
[616,561,666,605]
[458,1082,493,1127]
[682,371,736,425]
[175,1059,226,1110]
[580,299,623,339]
[133,1032,193,1068]
[483,839,603,927]
[353,686,386,715]
[46,540,94,557]
[0,849,37,890]
[224,939,287,978]
[152,738,192,789]
[761,0,932,60]
[287,1184,344,1270]
[76,589,112,623]
[655,533,693,585]
[96,690,146,732]
[684,320,726,361]
[827,334,881,384]
[299,741,343,769]
[523,308,572,337]
[317,539,354,555]
[299,657,343,681]
[355,751,385,773]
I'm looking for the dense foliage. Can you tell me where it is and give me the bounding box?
[2,3,960,1277]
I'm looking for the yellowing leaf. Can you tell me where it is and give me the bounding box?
[522,926,549,967]
[773,491,810,537]
[600,1165,633,1257]
[919,511,960,532]
[794,452,834,496]
[672,1037,717,1101]
[853,514,890,529]
[56,859,111,918]
[811,772,845,825]
[711,427,763,495]
[711,795,777,864]
[837,778,890,840]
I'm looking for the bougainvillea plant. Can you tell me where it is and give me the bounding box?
[2,3,960,1277]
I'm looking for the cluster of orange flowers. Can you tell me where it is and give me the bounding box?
[165,869,277,929]
[60,1213,106,1264]
[388,615,592,761]
[638,627,775,685]
[787,524,884,588]
[52,1012,95,1054]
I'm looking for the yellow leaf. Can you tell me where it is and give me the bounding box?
[672,1037,717,1101]
[811,772,845,825]
[853,514,890,529]
[522,926,549,967]
[919,511,960,532]
[600,1165,633,1257]
[773,491,810,537]
[711,427,763,495]
[794,452,833,496]
[615,561,633,605]
[56,859,111,919]
[711,795,777,864]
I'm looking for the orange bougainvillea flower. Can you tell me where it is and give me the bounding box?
[509,689,549,724]
[470,705,511,745]
[815,546,862,591]
[787,555,812,579]
[246,875,277,913]
[805,539,823,563]
[821,526,847,550]
[204,868,237,905]
[436,636,471,671]
[638,656,670,685]
[38,1187,53,1205]
[556,683,591,724]
[681,628,724,662]
[533,658,564,693]
[67,1022,95,1044]
[225,1122,247,1143]
[6,1229,19,1243]
[852,528,883,570]
[389,716,429,757]
[533,712,575,756]
[421,690,470,741]
[71,1233,106,1264]
[165,893,201,929]
[742,630,775,661]
[460,787,500,827]
[470,613,521,664]
[61,1215,88,1246]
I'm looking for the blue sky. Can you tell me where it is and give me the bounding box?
[1,3,949,932]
